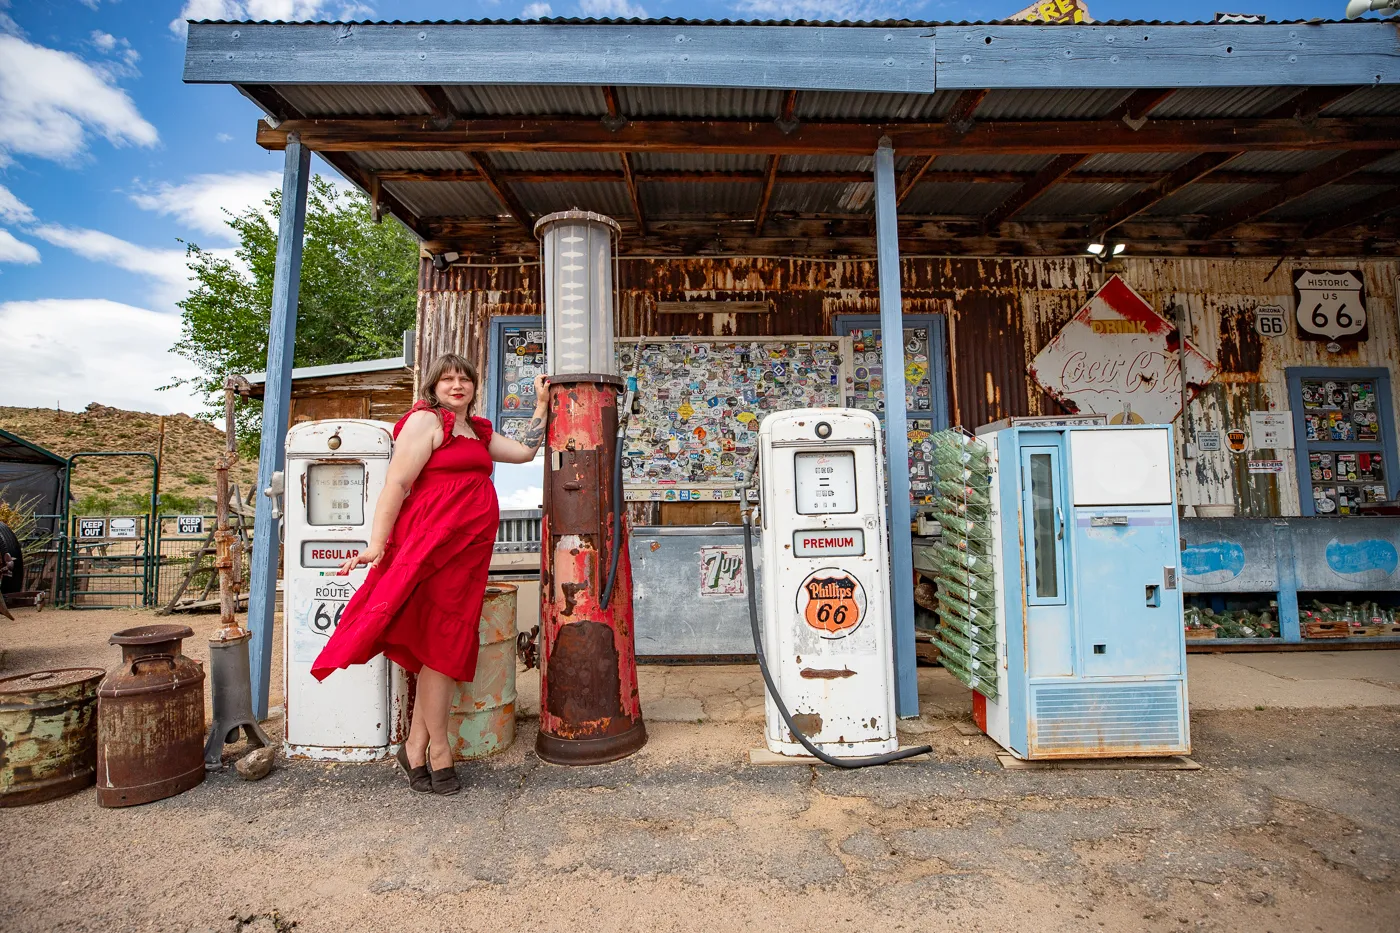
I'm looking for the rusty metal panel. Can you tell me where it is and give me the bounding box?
[548,449,602,534]
[0,668,103,807]
[448,584,518,760]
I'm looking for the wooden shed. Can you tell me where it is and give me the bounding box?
[244,354,414,425]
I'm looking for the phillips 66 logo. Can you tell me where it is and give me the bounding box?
[796,568,867,639]
[1293,270,1367,343]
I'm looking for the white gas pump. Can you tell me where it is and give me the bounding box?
[279,419,409,761]
[750,408,909,761]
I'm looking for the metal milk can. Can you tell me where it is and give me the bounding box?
[97,624,206,807]
[0,668,105,807]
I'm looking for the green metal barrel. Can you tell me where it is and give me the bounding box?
[0,668,105,807]
[448,584,518,760]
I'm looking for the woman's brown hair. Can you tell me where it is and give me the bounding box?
[418,354,484,436]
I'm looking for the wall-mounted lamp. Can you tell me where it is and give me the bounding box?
[1086,241,1127,257]
[430,251,461,271]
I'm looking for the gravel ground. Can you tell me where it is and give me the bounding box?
[2,608,1398,932]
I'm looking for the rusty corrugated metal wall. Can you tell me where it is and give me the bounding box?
[418,256,1400,518]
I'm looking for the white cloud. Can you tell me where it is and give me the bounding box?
[89,30,140,68]
[0,183,33,223]
[578,0,647,15]
[31,224,192,307]
[0,229,39,264]
[90,30,116,51]
[130,170,281,241]
[521,2,553,15]
[170,1,375,37]
[0,299,204,415]
[0,34,157,166]
[216,132,233,143]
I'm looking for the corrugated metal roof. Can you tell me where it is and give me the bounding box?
[355,151,476,171]
[1075,153,1195,173]
[618,86,785,119]
[1322,85,1400,117]
[632,153,768,172]
[391,181,502,218]
[794,90,954,121]
[781,154,876,173]
[1365,152,1400,174]
[640,181,763,217]
[1223,151,1340,173]
[278,83,431,117]
[1021,182,1149,217]
[514,182,632,218]
[902,183,1019,215]
[771,182,873,214]
[490,151,620,172]
[1144,183,1269,217]
[445,84,606,116]
[1149,86,1301,119]
[926,154,1055,173]
[1259,184,1381,221]
[974,87,1131,121]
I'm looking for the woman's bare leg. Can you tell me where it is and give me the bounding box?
[407,665,457,771]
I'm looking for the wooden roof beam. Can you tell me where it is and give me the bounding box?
[777,90,800,133]
[255,115,1400,156]
[897,89,989,204]
[468,151,533,233]
[602,85,627,131]
[982,153,1089,233]
[415,85,458,122]
[238,84,430,239]
[1093,151,1241,237]
[620,152,646,235]
[1117,89,1177,130]
[369,166,1400,187]
[1201,148,1400,239]
[754,155,781,233]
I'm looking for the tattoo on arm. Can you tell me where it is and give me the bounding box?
[521,416,546,450]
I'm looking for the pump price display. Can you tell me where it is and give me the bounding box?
[793,529,866,557]
[306,462,366,525]
[794,451,858,514]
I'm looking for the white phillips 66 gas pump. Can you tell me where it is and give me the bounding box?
[279,419,408,761]
[754,409,900,759]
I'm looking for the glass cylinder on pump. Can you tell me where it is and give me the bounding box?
[535,210,621,377]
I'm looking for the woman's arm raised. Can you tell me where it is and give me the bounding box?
[336,409,440,574]
[488,374,550,465]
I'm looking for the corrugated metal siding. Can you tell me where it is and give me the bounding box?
[444,84,606,116]
[513,181,632,218]
[1317,84,1400,117]
[391,180,503,218]
[902,182,1018,215]
[355,151,477,171]
[1021,181,1148,217]
[641,180,763,216]
[632,153,768,173]
[1259,184,1377,221]
[1075,153,1195,173]
[417,255,1400,517]
[1144,182,1268,217]
[1224,151,1340,173]
[794,90,953,120]
[276,83,432,117]
[618,86,784,119]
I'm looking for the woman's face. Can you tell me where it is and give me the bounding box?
[436,369,475,410]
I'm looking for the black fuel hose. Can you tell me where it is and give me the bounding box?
[741,508,932,769]
[599,431,624,610]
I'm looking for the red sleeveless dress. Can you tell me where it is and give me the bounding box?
[311,402,500,683]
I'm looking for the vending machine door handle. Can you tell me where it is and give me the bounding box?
[1056,505,1064,541]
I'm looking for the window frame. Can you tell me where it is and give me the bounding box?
[1286,366,1399,516]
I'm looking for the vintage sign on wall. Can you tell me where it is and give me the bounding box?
[1249,411,1295,450]
[1253,305,1286,338]
[1293,270,1367,343]
[1009,0,1092,24]
[1028,275,1217,425]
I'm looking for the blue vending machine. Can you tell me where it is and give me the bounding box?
[974,424,1191,759]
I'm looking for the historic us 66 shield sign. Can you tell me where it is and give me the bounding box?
[1294,270,1367,343]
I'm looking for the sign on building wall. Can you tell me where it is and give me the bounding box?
[1293,270,1367,344]
[1028,275,1217,425]
[1009,0,1092,24]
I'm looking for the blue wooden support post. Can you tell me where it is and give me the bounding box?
[873,138,919,719]
[248,135,311,720]
[1273,520,1302,643]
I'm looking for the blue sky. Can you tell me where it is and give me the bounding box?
[0,0,1367,421]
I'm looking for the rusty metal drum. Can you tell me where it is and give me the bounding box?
[0,668,104,807]
[448,584,518,760]
[97,624,206,807]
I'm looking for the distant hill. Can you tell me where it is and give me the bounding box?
[0,404,259,515]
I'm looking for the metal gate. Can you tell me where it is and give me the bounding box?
[62,452,158,609]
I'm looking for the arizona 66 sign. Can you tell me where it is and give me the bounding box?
[1293,270,1367,342]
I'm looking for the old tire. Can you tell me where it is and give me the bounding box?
[0,520,22,595]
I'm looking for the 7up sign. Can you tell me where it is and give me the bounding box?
[1294,270,1367,343]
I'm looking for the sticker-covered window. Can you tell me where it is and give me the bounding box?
[1290,369,1396,517]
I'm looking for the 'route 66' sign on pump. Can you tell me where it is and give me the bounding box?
[1293,270,1367,343]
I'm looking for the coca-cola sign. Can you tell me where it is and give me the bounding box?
[1028,275,1217,425]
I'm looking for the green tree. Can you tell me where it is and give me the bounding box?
[173,176,419,449]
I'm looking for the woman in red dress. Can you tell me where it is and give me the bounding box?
[312,353,548,795]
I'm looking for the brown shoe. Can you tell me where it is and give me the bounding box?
[430,765,461,796]
[395,744,432,793]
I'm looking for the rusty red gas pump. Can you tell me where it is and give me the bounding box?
[533,211,646,765]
